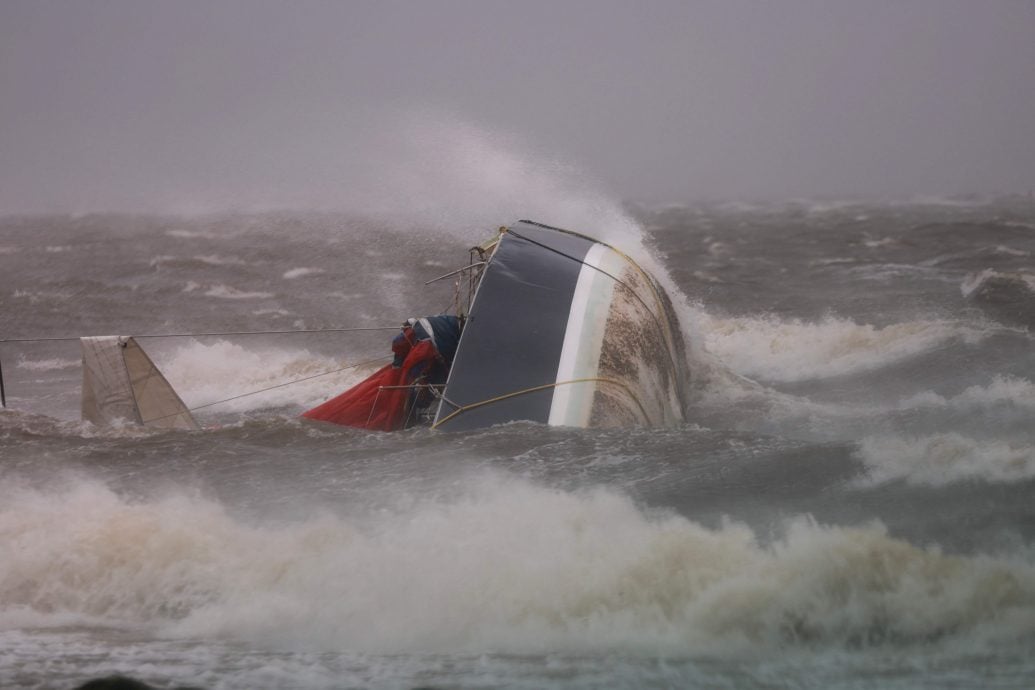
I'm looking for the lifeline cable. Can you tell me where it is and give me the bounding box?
[0,326,400,345]
[504,226,684,386]
[140,354,392,425]
[506,227,660,324]
[431,377,649,429]
[512,220,680,335]
[0,327,401,414]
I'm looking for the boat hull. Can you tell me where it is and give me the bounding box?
[433,221,687,431]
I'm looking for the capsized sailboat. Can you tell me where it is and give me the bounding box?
[303,220,689,431]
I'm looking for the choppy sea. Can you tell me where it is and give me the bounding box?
[2,197,1034,689]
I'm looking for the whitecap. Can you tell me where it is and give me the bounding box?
[195,254,247,266]
[961,269,1035,299]
[282,267,325,279]
[159,339,379,412]
[857,433,1035,485]
[2,477,1032,655]
[898,376,1035,411]
[699,314,981,382]
[203,284,274,300]
[165,229,214,239]
[16,358,79,372]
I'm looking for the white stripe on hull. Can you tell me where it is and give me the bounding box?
[548,243,625,426]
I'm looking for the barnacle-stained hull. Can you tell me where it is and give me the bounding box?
[433,220,687,431]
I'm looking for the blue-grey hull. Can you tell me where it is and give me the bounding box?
[433,221,687,431]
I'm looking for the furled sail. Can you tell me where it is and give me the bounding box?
[81,336,198,430]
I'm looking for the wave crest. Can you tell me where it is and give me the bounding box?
[2,477,1032,655]
[857,433,1035,486]
[701,314,982,382]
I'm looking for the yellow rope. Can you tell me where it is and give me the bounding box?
[431,377,649,429]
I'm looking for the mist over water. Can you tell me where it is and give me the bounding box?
[2,123,1035,689]
[3,0,1035,684]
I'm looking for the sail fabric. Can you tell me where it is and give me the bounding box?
[302,339,439,431]
[81,336,198,430]
[81,336,138,425]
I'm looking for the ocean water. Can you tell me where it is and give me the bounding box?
[2,198,1034,689]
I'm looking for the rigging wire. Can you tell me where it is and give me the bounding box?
[140,353,392,425]
[504,226,684,389]
[0,326,399,345]
[432,377,649,429]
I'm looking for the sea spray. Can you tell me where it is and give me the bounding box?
[857,433,1035,486]
[3,200,1035,688]
[2,475,1033,656]
[309,110,724,404]
[159,340,381,414]
[698,314,987,383]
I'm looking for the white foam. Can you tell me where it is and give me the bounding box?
[151,254,248,268]
[961,269,1035,298]
[960,269,986,298]
[165,229,216,239]
[197,254,246,266]
[150,254,176,266]
[203,284,274,300]
[899,376,1035,411]
[16,357,79,372]
[282,267,325,279]
[12,289,73,304]
[699,314,981,382]
[994,245,1030,258]
[857,433,1035,485]
[158,339,382,413]
[1,477,1032,655]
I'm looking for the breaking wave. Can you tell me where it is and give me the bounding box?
[282,267,325,279]
[202,284,274,300]
[898,376,1035,412]
[159,339,384,414]
[961,269,1035,329]
[15,357,79,372]
[857,433,1035,486]
[961,269,1035,299]
[699,314,985,382]
[149,254,250,268]
[1,476,1032,656]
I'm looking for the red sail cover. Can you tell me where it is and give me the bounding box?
[302,340,439,431]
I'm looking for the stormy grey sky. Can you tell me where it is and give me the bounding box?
[2,0,1034,214]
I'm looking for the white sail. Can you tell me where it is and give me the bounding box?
[81,336,198,430]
